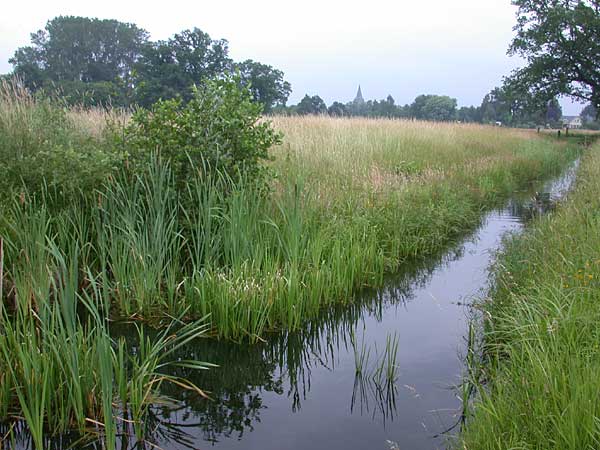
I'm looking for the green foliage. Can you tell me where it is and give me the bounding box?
[133,28,232,107]
[367,95,399,118]
[328,101,348,116]
[10,16,148,106]
[460,147,600,450]
[8,17,291,110]
[545,98,563,125]
[0,99,581,444]
[296,94,328,115]
[410,94,457,121]
[457,105,482,123]
[125,74,281,185]
[0,195,212,448]
[581,103,597,122]
[480,85,563,127]
[581,104,600,129]
[49,79,130,107]
[282,84,561,126]
[236,59,291,112]
[0,79,123,202]
[286,92,411,119]
[507,0,600,112]
[480,87,513,124]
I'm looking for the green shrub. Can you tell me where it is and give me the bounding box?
[124,73,282,186]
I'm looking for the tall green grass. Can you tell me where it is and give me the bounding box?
[0,234,212,449]
[460,145,600,449]
[0,79,123,201]
[0,81,584,444]
[0,83,581,343]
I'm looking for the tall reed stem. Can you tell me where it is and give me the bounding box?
[0,236,3,315]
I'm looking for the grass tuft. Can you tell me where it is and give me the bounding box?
[460,143,600,449]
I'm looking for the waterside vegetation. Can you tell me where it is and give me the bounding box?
[0,77,581,447]
[0,80,580,340]
[461,143,600,449]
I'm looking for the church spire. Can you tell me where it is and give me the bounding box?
[354,85,364,104]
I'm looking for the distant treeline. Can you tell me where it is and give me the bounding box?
[3,15,596,128]
[279,88,568,128]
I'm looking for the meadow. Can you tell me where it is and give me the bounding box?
[460,142,600,449]
[0,80,580,447]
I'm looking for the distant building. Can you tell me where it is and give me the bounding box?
[561,116,582,129]
[353,85,365,105]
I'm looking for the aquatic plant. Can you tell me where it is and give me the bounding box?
[350,330,401,423]
[460,145,600,449]
[0,84,584,445]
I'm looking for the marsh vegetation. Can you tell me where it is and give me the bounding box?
[0,76,582,448]
[460,143,600,449]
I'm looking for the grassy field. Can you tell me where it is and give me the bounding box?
[0,86,581,341]
[460,143,600,449]
[0,83,582,446]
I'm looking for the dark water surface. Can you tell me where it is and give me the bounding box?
[140,162,578,450]
[4,163,578,450]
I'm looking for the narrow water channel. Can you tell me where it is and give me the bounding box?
[138,162,578,450]
[5,162,579,450]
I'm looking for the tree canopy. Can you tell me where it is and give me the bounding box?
[236,60,291,112]
[479,85,563,127]
[507,0,600,115]
[296,95,327,115]
[134,28,231,107]
[10,16,148,105]
[409,95,457,121]
[7,16,291,110]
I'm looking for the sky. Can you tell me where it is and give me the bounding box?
[0,0,582,114]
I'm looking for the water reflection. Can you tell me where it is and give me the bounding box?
[142,253,445,445]
[2,163,578,450]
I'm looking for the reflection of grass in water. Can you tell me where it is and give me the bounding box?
[85,212,537,448]
[350,330,400,423]
[0,232,213,450]
[351,330,399,384]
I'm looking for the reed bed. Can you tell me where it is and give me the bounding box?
[0,81,214,448]
[459,144,600,449]
[0,81,581,446]
[0,83,579,341]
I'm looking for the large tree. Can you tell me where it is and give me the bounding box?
[370,95,398,118]
[8,18,292,110]
[508,0,600,115]
[296,95,327,115]
[545,98,563,124]
[236,60,291,112]
[480,85,562,126]
[581,103,598,122]
[481,87,515,124]
[410,95,457,121]
[457,106,483,123]
[133,28,232,107]
[10,16,148,104]
[328,101,348,116]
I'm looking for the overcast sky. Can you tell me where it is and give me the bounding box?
[0,0,582,114]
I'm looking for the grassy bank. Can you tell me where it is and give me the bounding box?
[0,82,582,446]
[460,144,600,449]
[0,86,580,342]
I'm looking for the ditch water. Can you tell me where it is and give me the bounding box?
[133,162,578,450]
[4,162,579,450]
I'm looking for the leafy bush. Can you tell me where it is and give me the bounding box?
[124,73,282,186]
